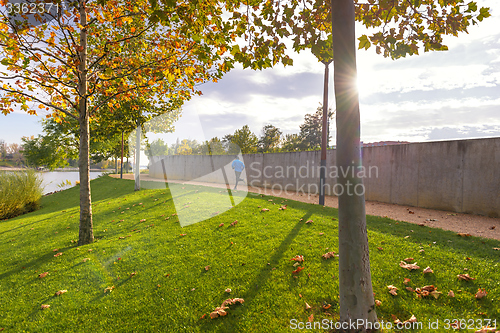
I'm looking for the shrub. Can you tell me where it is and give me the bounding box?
[0,169,44,220]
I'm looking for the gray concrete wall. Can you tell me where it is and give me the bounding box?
[149,137,500,217]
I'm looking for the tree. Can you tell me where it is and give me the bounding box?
[281,133,302,152]
[226,125,258,154]
[299,105,333,150]
[0,139,6,159]
[200,137,225,155]
[0,0,229,245]
[180,0,490,328]
[258,124,282,153]
[146,138,169,157]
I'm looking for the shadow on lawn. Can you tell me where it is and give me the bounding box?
[201,210,313,332]
[0,246,73,282]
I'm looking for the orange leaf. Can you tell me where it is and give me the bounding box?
[308,313,314,322]
[38,272,48,278]
[475,288,487,299]
[40,304,50,310]
[131,27,136,33]
[54,290,67,296]
[292,266,305,274]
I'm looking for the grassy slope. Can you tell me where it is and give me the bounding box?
[0,176,499,332]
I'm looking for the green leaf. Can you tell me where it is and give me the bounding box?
[230,45,240,56]
[358,35,371,50]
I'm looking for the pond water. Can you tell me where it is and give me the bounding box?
[41,171,104,194]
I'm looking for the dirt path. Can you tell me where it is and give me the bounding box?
[110,173,500,241]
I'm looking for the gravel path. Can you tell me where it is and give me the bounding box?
[111,173,500,241]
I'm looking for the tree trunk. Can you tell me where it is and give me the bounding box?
[78,0,93,245]
[332,0,377,330]
[134,120,141,191]
[319,61,330,206]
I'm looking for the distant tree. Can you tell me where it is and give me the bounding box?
[225,125,258,154]
[200,137,225,155]
[258,124,282,153]
[146,139,170,157]
[0,139,7,159]
[281,133,303,152]
[176,139,193,155]
[299,105,334,150]
[22,135,73,169]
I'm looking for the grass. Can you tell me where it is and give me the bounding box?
[0,169,44,220]
[0,175,499,332]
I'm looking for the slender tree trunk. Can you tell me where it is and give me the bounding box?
[120,131,124,179]
[319,61,331,206]
[135,120,141,191]
[332,0,377,330]
[78,0,93,245]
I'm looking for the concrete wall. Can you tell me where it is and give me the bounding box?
[149,137,500,217]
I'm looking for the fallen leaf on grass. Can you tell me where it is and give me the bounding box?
[54,252,63,257]
[457,233,472,237]
[40,304,50,310]
[205,266,210,271]
[377,247,383,251]
[305,220,313,224]
[104,286,115,293]
[404,257,414,262]
[305,302,312,310]
[308,314,314,322]
[404,315,417,324]
[375,300,382,306]
[52,249,59,252]
[289,255,304,262]
[406,287,414,292]
[448,290,455,297]
[38,272,48,278]
[322,303,331,310]
[475,288,487,299]
[218,223,224,227]
[387,285,398,296]
[403,278,411,285]
[423,266,434,274]
[399,261,420,270]
[130,272,137,277]
[279,205,287,210]
[322,252,338,259]
[230,220,238,227]
[292,266,305,274]
[179,234,187,236]
[140,219,146,222]
[430,290,442,299]
[457,273,476,281]
[391,314,401,324]
[261,208,269,212]
[54,290,67,296]
[225,288,231,293]
[493,248,500,251]
[82,258,90,262]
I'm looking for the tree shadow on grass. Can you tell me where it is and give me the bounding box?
[0,246,73,282]
[200,210,313,333]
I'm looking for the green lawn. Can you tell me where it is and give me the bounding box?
[0,175,499,332]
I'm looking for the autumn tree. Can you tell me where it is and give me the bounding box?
[152,0,490,328]
[0,0,233,245]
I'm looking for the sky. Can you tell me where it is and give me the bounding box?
[1,0,499,148]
